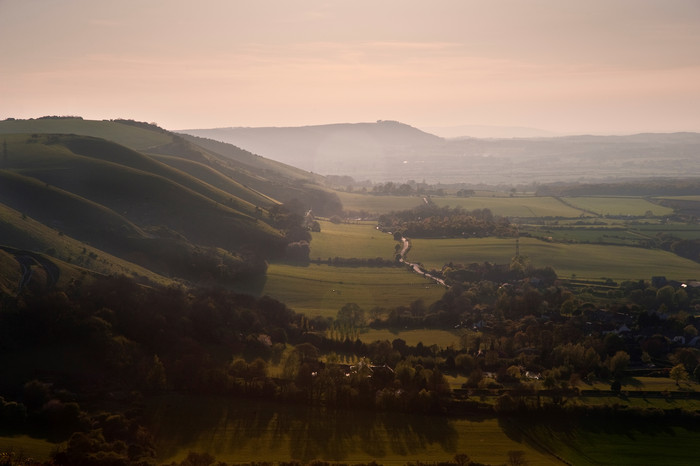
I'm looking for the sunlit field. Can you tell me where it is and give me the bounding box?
[407,237,700,281]
[262,263,445,318]
[431,196,585,218]
[310,220,398,260]
[335,192,425,214]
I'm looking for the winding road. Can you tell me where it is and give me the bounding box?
[397,236,448,288]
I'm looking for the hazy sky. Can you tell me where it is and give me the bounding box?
[2,0,700,134]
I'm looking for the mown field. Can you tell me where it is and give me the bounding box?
[261,264,445,318]
[514,418,700,466]
[335,192,426,214]
[310,220,397,260]
[431,196,585,218]
[562,196,674,217]
[147,395,562,466]
[407,237,700,281]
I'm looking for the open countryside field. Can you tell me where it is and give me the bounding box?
[407,237,700,281]
[431,196,585,218]
[0,435,56,462]
[335,192,425,214]
[310,220,398,260]
[262,263,445,318]
[148,395,562,466]
[516,419,700,466]
[562,196,674,217]
[657,195,700,202]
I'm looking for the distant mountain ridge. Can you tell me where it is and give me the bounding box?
[180,121,700,184]
[179,120,442,177]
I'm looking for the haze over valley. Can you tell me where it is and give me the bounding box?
[2,1,700,465]
[180,122,700,184]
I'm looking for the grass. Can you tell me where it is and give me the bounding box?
[562,196,674,217]
[407,237,700,281]
[146,394,562,466]
[0,203,173,286]
[0,435,56,462]
[310,220,399,260]
[261,263,446,318]
[359,329,461,348]
[0,118,172,151]
[431,196,585,218]
[335,192,426,214]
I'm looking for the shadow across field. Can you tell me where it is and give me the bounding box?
[499,412,700,466]
[148,395,459,463]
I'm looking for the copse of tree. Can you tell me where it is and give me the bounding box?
[378,205,513,238]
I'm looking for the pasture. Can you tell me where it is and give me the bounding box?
[407,237,700,281]
[310,220,398,260]
[514,418,700,466]
[262,263,445,318]
[148,395,562,466]
[431,196,585,218]
[335,192,425,214]
[562,196,674,217]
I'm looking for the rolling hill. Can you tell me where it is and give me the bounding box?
[180,121,700,184]
[179,120,443,180]
[0,117,344,291]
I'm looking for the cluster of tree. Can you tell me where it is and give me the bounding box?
[310,256,399,267]
[111,118,168,133]
[368,181,444,196]
[378,205,513,239]
[158,452,494,466]
[3,254,700,463]
[641,233,700,263]
[535,179,700,197]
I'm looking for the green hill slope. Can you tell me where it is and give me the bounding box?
[0,117,343,217]
[0,132,287,285]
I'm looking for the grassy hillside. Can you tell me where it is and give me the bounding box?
[0,202,175,287]
[0,117,172,151]
[0,117,343,217]
[0,129,288,285]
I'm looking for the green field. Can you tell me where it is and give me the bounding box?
[310,220,398,260]
[431,196,585,218]
[147,395,561,466]
[335,192,425,214]
[515,418,700,466]
[0,435,56,462]
[562,196,674,217]
[407,237,700,281]
[262,263,446,318]
[359,329,461,348]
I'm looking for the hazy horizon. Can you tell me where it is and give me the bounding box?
[2,0,700,135]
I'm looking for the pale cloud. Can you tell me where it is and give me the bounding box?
[1,0,699,132]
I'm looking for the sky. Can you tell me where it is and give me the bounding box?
[1,0,700,135]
